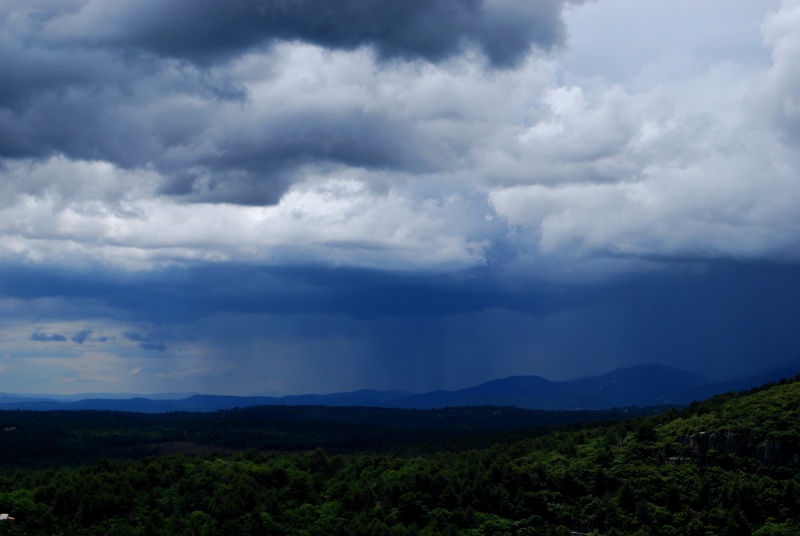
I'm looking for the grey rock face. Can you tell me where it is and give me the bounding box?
[683,431,747,457]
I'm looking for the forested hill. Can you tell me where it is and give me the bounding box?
[660,378,800,464]
[1,378,799,535]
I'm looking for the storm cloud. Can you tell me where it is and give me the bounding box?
[1,0,799,395]
[1,0,576,203]
[44,0,573,67]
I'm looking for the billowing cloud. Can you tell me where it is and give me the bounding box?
[40,0,573,67]
[485,1,800,267]
[0,0,575,206]
[1,0,797,275]
[757,0,800,141]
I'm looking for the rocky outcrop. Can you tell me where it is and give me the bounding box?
[665,456,690,465]
[683,432,800,464]
[684,431,747,457]
[755,439,800,464]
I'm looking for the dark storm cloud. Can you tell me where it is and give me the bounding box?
[1,82,434,205]
[211,112,431,173]
[0,62,173,165]
[30,331,67,342]
[1,263,494,322]
[161,111,432,205]
[0,42,98,110]
[2,0,466,206]
[4,259,800,328]
[5,258,800,385]
[72,0,572,68]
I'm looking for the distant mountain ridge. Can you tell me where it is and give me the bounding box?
[2,362,799,413]
[391,364,711,410]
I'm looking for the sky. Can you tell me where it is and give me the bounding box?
[1,0,800,396]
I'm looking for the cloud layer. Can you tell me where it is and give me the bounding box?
[1,0,799,394]
[2,0,797,275]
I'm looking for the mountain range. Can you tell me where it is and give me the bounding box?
[2,362,798,413]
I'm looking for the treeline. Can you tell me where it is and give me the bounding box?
[0,380,799,534]
[0,405,660,468]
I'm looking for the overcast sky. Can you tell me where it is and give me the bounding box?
[2,0,799,396]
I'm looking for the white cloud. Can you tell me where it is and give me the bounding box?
[756,0,800,141]
[488,0,800,267]
[0,159,499,270]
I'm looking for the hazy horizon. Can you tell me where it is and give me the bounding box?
[2,359,795,399]
[1,0,799,397]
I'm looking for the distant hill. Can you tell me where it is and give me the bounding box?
[1,362,799,413]
[391,364,710,410]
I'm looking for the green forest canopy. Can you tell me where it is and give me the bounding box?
[1,378,800,535]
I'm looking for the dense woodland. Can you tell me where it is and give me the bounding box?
[1,379,799,535]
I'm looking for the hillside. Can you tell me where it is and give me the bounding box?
[0,377,799,534]
[659,378,800,464]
